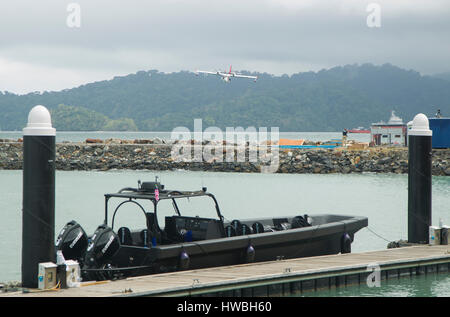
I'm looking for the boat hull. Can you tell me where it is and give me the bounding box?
[82,214,367,280]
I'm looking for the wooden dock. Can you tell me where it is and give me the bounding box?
[2,245,449,297]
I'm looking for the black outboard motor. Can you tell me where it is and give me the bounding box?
[55,220,88,265]
[84,224,120,269]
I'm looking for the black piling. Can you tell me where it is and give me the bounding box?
[407,113,432,244]
[22,105,56,288]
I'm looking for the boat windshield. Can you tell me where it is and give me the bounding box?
[156,195,219,230]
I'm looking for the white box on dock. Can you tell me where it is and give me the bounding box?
[38,262,57,290]
[429,226,441,245]
[65,260,81,287]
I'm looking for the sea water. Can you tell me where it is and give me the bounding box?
[0,169,449,296]
[301,273,450,297]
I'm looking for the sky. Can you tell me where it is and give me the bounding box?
[0,0,449,94]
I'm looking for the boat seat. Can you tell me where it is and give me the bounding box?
[252,222,264,234]
[291,215,311,228]
[140,229,150,247]
[224,225,236,237]
[240,224,252,235]
[146,212,156,231]
[117,227,133,246]
[146,212,162,245]
[229,220,252,236]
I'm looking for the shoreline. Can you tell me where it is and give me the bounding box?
[1,140,449,176]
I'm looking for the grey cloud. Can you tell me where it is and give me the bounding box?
[0,0,449,93]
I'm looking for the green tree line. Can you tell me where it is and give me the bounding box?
[1,63,449,131]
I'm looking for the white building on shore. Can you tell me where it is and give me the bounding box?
[371,111,407,146]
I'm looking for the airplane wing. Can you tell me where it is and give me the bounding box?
[233,74,258,81]
[195,70,219,75]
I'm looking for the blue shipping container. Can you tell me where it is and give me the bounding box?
[429,118,450,148]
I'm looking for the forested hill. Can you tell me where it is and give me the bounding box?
[1,63,449,131]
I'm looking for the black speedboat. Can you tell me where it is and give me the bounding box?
[55,180,368,281]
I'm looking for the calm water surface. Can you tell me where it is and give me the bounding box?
[0,169,449,296]
[302,273,450,297]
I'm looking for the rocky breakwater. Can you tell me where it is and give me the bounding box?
[0,139,449,175]
[277,148,449,175]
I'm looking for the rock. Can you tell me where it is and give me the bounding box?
[134,139,153,144]
[445,167,450,176]
[86,138,103,144]
[342,166,351,174]
[378,156,392,164]
[0,141,449,175]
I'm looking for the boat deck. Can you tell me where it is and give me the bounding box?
[2,245,449,297]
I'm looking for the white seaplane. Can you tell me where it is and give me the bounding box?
[195,65,257,83]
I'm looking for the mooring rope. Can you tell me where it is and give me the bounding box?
[365,226,393,243]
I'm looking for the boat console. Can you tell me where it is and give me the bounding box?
[164,216,225,242]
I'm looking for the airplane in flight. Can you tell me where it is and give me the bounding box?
[195,66,257,83]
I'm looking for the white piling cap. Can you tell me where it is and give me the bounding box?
[23,105,56,136]
[409,113,432,136]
